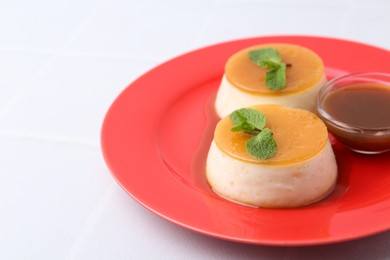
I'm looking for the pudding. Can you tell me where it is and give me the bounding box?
[215,44,326,118]
[206,105,337,208]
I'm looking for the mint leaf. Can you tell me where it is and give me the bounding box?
[246,128,277,159]
[248,48,288,90]
[231,122,255,133]
[266,63,286,91]
[229,108,277,159]
[230,108,266,132]
[248,48,282,69]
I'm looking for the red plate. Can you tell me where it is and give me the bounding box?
[101,36,390,246]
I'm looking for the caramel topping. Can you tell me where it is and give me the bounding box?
[225,44,324,95]
[214,105,328,165]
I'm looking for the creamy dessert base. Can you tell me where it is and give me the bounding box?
[215,75,326,118]
[206,140,337,208]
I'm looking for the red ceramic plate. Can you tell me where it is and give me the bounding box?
[101,36,390,246]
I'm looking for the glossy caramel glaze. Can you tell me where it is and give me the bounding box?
[225,43,324,95]
[214,105,328,165]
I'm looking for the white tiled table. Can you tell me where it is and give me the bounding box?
[1,0,389,259]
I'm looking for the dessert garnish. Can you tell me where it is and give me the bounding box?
[248,48,288,91]
[229,108,277,159]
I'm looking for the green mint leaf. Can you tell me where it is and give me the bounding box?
[265,63,286,91]
[229,108,266,132]
[248,48,288,90]
[230,109,247,126]
[229,108,277,159]
[246,128,277,159]
[260,59,281,70]
[231,122,255,133]
[248,48,282,69]
[243,129,261,135]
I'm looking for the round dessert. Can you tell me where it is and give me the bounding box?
[206,105,338,208]
[215,43,326,118]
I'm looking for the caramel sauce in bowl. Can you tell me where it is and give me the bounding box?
[317,72,390,154]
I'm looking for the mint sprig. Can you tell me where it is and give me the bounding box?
[246,128,277,160]
[248,48,288,91]
[230,107,266,135]
[229,108,277,159]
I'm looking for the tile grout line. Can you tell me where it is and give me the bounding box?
[0,0,108,150]
[0,131,99,149]
[0,53,57,120]
[189,0,224,49]
[0,0,106,121]
[25,3,120,254]
[0,47,162,63]
[65,181,118,260]
[58,0,107,51]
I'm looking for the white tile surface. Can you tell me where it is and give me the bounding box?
[0,0,101,52]
[0,55,155,146]
[0,137,112,259]
[0,0,389,259]
[0,51,50,110]
[197,0,348,45]
[342,3,390,48]
[67,0,221,61]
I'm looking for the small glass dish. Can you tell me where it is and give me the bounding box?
[317,72,390,154]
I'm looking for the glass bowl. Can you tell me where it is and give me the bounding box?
[317,72,390,154]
